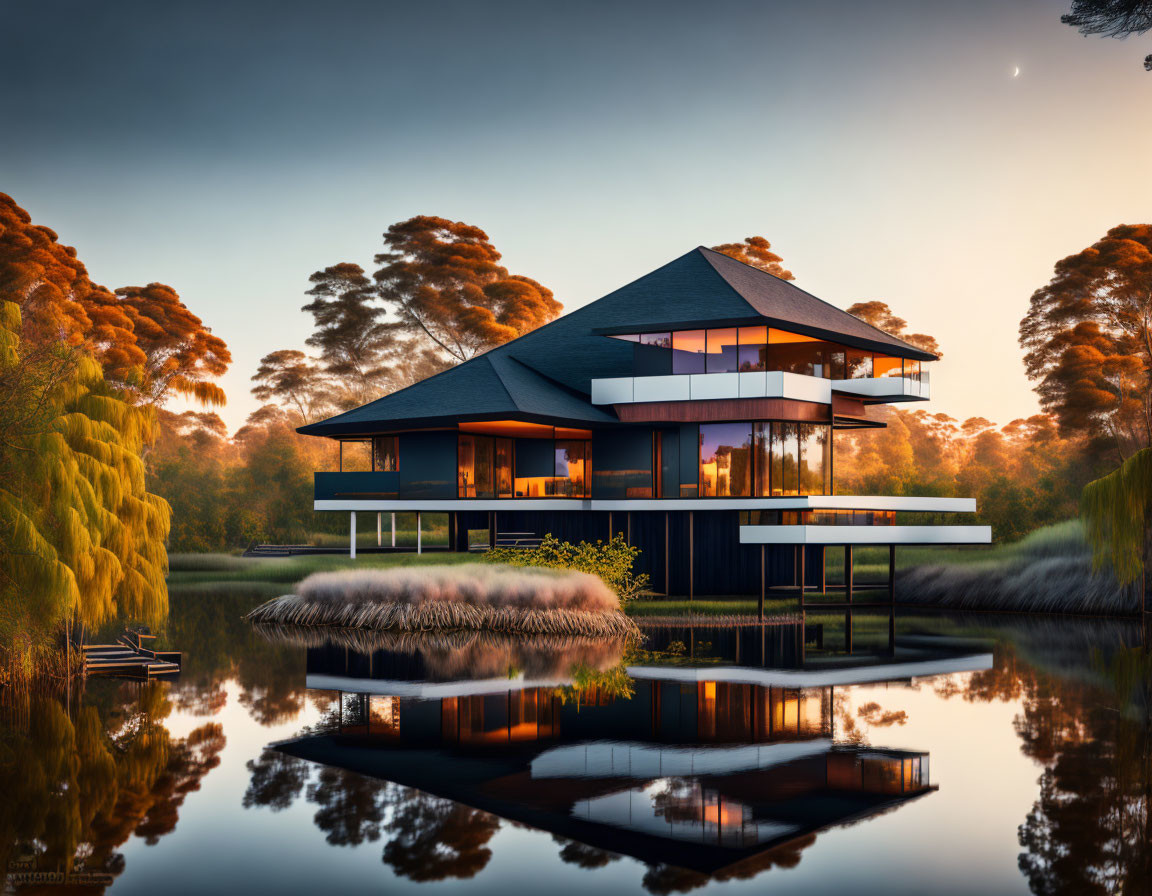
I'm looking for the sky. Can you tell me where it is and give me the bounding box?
[3,0,1151,431]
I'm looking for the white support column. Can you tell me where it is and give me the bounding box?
[350,511,357,559]
[376,512,382,547]
[391,513,396,547]
[417,511,422,554]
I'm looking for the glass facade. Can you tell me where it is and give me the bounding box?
[617,326,919,380]
[700,422,831,497]
[457,435,513,498]
[372,435,398,472]
[672,330,707,374]
[699,422,752,496]
[740,509,896,525]
[457,435,589,498]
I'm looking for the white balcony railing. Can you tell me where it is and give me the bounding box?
[590,370,930,405]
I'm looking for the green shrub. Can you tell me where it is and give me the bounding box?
[483,534,650,602]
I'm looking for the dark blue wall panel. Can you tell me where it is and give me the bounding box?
[678,424,699,497]
[515,439,555,478]
[592,429,653,498]
[399,432,456,498]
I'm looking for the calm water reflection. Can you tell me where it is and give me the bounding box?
[1,592,1150,895]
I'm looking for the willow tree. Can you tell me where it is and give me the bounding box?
[1082,447,1152,613]
[0,299,169,681]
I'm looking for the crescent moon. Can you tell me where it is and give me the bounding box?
[1013,66,1020,77]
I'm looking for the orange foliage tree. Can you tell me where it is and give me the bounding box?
[1020,224,1152,463]
[710,236,794,279]
[846,300,941,358]
[374,215,562,362]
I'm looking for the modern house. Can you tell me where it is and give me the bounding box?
[300,246,990,595]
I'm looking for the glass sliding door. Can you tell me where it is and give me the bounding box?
[554,440,590,497]
[458,435,477,498]
[754,423,771,497]
[699,423,752,497]
[773,423,799,496]
[495,438,513,498]
[798,424,829,495]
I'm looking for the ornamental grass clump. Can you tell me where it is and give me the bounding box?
[245,564,641,639]
[483,534,650,602]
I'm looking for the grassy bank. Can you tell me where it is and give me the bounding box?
[166,551,474,592]
[897,520,1135,615]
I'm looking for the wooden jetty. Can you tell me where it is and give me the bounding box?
[82,627,181,679]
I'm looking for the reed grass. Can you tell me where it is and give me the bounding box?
[250,624,627,680]
[245,564,641,639]
[898,520,1137,615]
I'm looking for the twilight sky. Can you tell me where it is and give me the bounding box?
[3,0,1151,430]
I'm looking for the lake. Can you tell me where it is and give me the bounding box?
[2,591,1149,896]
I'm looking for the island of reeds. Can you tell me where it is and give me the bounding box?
[245,564,642,640]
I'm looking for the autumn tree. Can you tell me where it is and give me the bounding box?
[374,216,562,362]
[846,300,942,357]
[1062,0,1152,70]
[1019,224,1152,462]
[111,283,231,407]
[711,236,794,279]
[251,349,333,425]
[301,263,405,405]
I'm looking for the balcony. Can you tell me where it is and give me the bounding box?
[833,371,929,401]
[591,370,929,406]
[315,471,399,501]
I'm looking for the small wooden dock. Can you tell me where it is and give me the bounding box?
[82,628,181,679]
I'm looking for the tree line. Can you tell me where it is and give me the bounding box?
[5,187,1151,677]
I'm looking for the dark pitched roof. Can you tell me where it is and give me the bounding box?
[299,246,935,437]
[697,247,938,359]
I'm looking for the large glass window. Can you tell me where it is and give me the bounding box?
[372,436,397,472]
[773,422,799,496]
[798,424,830,495]
[458,435,495,498]
[672,330,707,374]
[467,434,589,498]
[705,328,739,374]
[846,349,873,378]
[625,325,920,383]
[699,423,752,496]
[738,326,768,372]
[554,440,591,497]
[641,332,671,349]
[873,356,903,378]
[753,423,771,496]
[495,438,513,498]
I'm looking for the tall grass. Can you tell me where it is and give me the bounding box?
[245,564,641,638]
[898,521,1136,615]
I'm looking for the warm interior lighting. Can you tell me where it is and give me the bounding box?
[768,328,823,343]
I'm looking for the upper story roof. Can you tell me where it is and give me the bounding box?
[299,246,937,437]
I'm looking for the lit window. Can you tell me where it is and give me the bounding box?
[672,330,706,374]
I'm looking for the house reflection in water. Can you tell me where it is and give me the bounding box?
[274,634,985,876]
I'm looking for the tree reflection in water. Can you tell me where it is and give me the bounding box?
[551,834,621,869]
[0,681,225,889]
[166,589,308,726]
[937,640,1152,896]
[242,750,500,881]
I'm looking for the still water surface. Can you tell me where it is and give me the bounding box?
[3,592,1150,895]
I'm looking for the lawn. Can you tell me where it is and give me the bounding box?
[166,550,476,590]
